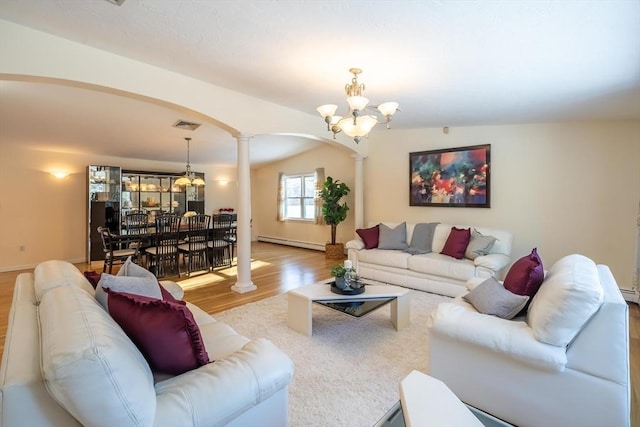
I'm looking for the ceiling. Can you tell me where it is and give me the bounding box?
[1,0,639,166]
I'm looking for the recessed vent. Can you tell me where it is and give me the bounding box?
[173,120,202,131]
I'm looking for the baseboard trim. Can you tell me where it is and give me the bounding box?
[257,236,325,252]
[620,288,638,304]
[0,257,86,273]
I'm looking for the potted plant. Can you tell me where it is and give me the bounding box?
[330,263,356,289]
[319,176,351,259]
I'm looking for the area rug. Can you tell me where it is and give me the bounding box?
[213,289,451,426]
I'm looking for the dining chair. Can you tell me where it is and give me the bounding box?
[225,220,237,265]
[97,226,139,274]
[145,214,182,278]
[178,214,211,276]
[209,214,233,269]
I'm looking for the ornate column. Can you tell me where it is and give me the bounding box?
[352,154,365,229]
[232,133,257,293]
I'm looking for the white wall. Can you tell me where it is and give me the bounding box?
[0,144,237,271]
[252,144,356,249]
[366,121,640,289]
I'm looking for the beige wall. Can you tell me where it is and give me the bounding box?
[252,144,356,249]
[251,120,640,289]
[0,144,237,271]
[365,121,640,289]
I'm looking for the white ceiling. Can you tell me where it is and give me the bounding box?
[1,0,639,165]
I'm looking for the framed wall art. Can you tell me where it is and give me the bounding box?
[409,144,490,208]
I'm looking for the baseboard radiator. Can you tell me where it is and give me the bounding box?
[620,288,639,304]
[257,236,326,252]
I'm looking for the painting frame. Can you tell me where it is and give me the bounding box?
[409,144,491,208]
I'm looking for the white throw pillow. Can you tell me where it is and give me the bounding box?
[527,254,604,347]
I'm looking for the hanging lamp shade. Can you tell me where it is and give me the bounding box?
[176,137,205,187]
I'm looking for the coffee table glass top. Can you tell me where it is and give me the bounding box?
[314,296,395,318]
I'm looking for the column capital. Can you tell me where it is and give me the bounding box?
[235,133,253,142]
[351,153,367,161]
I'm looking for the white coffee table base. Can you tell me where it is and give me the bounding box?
[287,280,410,336]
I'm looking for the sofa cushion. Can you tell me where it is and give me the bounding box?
[503,248,544,298]
[463,277,529,320]
[356,224,379,249]
[40,286,156,427]
[440,227,471,259]
[407,253,476,281]
[358,248,412,269]
[527,254,604,347]
[106,289,210,375]
[378,222,409,250]
[34,260,95,301]
[464,229,497,260]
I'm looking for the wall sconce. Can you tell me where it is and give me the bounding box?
[50,171,70,179]
[216,178,230,185]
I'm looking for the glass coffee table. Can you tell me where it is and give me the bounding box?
[287,279,410,336]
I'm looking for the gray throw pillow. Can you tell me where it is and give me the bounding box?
[117,257,155,279]
[95,257,160,310]
[403,222,439,255]
[464,229,497,260]
[378,223,409,250]
[463,277,529,320]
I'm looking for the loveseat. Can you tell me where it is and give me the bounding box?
[346,222,513,297]
[0,260,294,427]
[427,254,630,427]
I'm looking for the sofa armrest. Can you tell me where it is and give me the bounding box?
[465,277,487,291]
[345,239,364,250]
[473,253,510,272]
[159,280,184,301]
[427,303,567,371]
[154,338,294,426]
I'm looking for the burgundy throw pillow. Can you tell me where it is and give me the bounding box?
[105,289,209,375]
[356,225,380,249]
[503,248,544,297]
[440,227,471,259]
[83,271,102,289]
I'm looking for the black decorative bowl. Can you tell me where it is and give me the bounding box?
[330,280,365,295]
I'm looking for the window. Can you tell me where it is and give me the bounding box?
[283,173,316,220]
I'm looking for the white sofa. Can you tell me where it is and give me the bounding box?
[346,222,513,297]
[0,260,294,427]
[427,254,630,427]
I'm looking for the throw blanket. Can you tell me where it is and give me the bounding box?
[403,222,439,255]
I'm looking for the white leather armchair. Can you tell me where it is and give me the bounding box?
[427,254,630,427]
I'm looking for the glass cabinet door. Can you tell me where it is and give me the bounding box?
[87,165,121,263]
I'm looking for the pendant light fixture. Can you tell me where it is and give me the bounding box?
[175,137,205,187]
[317,68,399,143]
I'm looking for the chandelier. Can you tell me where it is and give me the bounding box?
[317,68,399,143]
[174,137,206,187]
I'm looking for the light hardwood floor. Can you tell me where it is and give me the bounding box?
[0,242,638,427]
